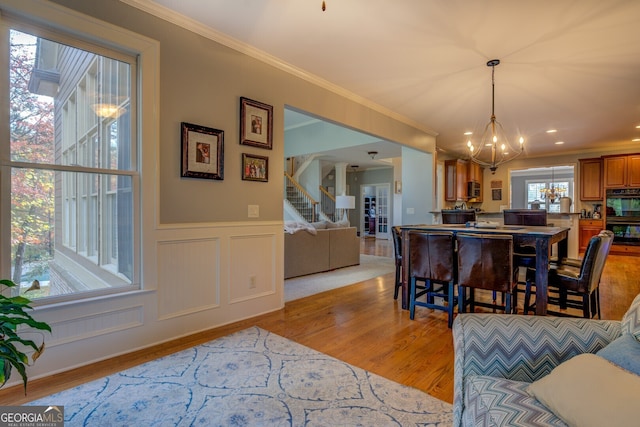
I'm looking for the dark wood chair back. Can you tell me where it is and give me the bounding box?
[457,233,515,293]
[408,231,455,283]
[503,209,547,226]
[391,226,403,299]
[408,230,457,327]
[442,209,476,224]
[456,233,519,314]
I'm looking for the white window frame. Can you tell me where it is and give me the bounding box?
[0,0,159,304]
[525,178,574,212]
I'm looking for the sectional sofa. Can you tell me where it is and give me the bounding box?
[284,222,360,279]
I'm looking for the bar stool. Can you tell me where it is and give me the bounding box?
[408,230,457,327]
[525,230,613,318]
[457,233,519,314]
[392,226,403,300]
[503,209,547,308]
[442,209,476,225]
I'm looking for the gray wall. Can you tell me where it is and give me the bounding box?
[54,0,436,225]
[401,147,434,224]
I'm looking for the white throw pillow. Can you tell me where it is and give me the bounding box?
[527,353,640,427]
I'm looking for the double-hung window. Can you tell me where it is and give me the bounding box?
[1,18,140,303]
[525,179,573,212]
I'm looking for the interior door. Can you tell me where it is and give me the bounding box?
[375,184,390,239]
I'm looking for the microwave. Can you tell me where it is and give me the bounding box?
[468,181,481,198]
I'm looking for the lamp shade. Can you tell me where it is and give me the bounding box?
[335,195,355,209]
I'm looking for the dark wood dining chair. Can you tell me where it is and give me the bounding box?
[503,209,548,227]
[441,209,476,224]
[525,230,613,318]
[457,233,519,314]
[392,226,403,300]
[408,230,457,327]
[503,209,548,303]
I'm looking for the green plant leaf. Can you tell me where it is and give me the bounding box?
[1,278,51,393]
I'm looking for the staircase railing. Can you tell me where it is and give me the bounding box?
[319,186,337,222]
[284,172,318,222]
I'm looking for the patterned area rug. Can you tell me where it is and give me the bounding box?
[28,327,452,426]
[285,254,395,302]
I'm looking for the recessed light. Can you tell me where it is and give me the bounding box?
[464,131,473,135]
[636,125,640,129]
[555,141,564,145]
[633,138,640,142]
[546,129,557,133]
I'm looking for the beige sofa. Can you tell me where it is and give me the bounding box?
[284,226,360,279]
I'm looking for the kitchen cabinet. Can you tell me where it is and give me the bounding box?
[445,159,468,201]
[578,219,603,253]
[467,161,483,202]
[603,154,640,188]
[579,158,603,200]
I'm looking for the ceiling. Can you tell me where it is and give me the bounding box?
[140,0,640,165]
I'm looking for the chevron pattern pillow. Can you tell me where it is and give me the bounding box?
[622,293,640,341]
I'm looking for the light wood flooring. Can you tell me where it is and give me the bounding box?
[1,237,638,406]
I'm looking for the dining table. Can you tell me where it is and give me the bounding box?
[399,223,570,316]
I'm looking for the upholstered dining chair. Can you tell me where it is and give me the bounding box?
[441,209,476,225]
[503,209,547,268]
[502,209,548,226]
[456,233,519,314]
[503,209,548,304]
[525,230,613,318]
[408,230,457,327]
[392,226,403,300]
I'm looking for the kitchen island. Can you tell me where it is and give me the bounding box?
[430,210,580,258]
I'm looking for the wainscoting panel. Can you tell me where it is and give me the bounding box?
[228,232,277,303]
[45,305,144,347]
[157,238,221,320]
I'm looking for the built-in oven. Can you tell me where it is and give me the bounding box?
[605,188,640,245]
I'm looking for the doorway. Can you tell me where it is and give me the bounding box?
[361,184,391,240]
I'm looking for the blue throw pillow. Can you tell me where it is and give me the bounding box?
[596,333,640,376]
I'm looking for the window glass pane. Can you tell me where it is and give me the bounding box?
[7,26,137,302]
[9,30,131,170]
[11,169,133,299]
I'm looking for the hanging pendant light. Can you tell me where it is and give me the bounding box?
[540,167,567,204]
[467,59,524,174]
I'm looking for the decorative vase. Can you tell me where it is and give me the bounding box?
[559,197,572,213]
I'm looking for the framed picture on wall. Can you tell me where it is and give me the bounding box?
[181,122,224,180]
[242,153,269,182]
[240,97,273,149]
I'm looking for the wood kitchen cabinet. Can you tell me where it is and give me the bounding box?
[579,158,603,200]
[445,159,468,201]
[578,219,604,253]
[603,154,640,188]
[467,161,483,202]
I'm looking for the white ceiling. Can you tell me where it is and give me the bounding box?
[138,0,640,164]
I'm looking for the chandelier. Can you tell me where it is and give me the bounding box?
[467,59,524,174]
[540,167,567,203]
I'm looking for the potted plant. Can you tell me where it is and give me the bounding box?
[0,278,51,393]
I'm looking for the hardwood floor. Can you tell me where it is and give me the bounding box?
[1,237,637,406]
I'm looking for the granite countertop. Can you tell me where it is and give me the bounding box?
[431,211,580,216]
[476,211,581,216]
